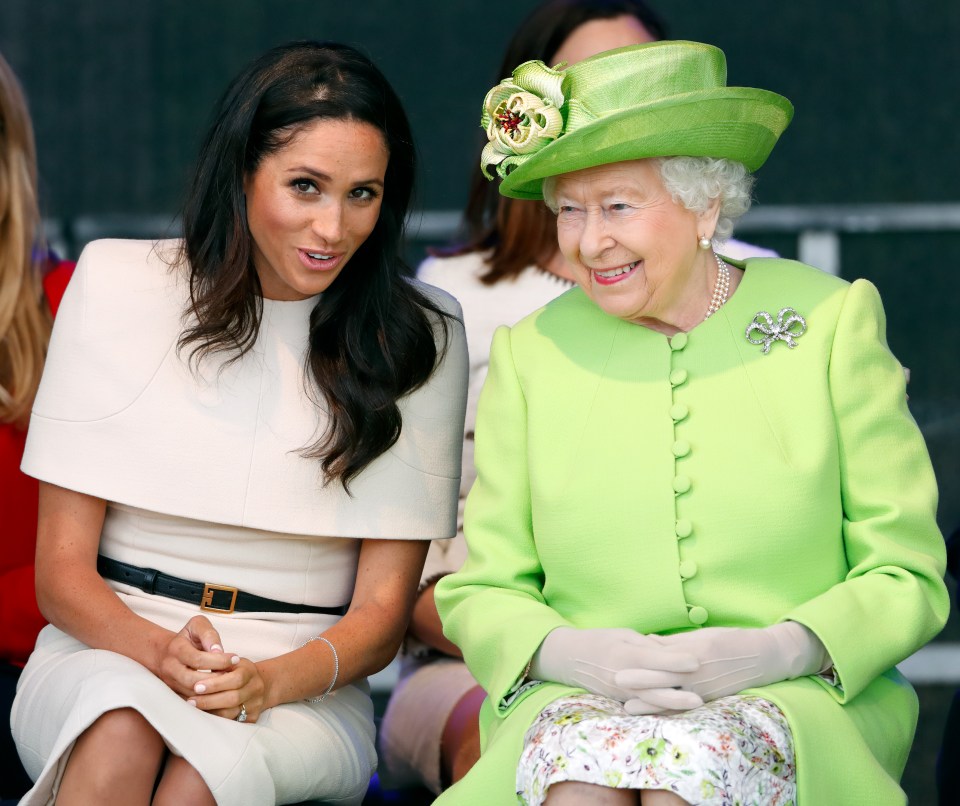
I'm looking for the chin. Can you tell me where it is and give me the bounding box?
[600,305,635,322]
[295,270,341,297]
[591,292,642,322]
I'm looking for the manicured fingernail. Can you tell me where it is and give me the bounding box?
[211,644,223,652]
[231,655,240,665]
[194,683,206,693]
[187,699,197,707]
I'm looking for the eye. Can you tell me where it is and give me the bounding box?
[349,186,380,202]
[292,178,319,194]
[608,202,634,213]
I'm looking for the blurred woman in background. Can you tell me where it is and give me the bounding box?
[0,51,72,802]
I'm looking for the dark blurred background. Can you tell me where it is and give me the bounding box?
[1,1,956,210]
[2,1,957,433]
[2,1,958,801]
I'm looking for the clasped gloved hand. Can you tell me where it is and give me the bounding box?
[640,622,828,702]
[530,627,705,715]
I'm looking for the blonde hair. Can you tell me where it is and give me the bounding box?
[0,52,50,424]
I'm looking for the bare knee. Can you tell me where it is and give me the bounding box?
[57,709,165,805]
[84,708,163,747]
[70,708,165,773]
[153,754,215,806]
[544,782,637,805]
[441,685,485,786]
[640,790,691,806]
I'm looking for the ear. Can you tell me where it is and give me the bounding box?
[696,196,722,240]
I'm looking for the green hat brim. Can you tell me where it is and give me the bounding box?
[499,87,794,200]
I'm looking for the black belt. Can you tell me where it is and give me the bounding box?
[97,555,349,616]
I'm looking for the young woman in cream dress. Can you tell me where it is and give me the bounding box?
[12,41,467,806]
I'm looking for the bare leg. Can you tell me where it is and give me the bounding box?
[640,791,691,805]
[152,754,216,806]
[440,684,486,786]
[56,708,166,806]
[544,782,637,804]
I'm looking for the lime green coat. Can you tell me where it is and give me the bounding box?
[435,258,948,805]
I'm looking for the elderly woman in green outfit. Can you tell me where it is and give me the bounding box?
[435,41,947,806]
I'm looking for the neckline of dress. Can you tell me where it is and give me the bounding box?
[683,256,747,335]
[624,257,749,340]
[260,293,321,315]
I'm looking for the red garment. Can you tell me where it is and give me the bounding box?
[0,259,74,666]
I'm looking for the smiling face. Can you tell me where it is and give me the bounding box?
[244,117,389,301]
[550,158,720,332]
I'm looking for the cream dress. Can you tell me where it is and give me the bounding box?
[12,239,467,806]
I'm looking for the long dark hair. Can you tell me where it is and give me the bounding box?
[178,41,451,490]
[446,0,666,283]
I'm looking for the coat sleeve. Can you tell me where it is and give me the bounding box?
[435,325,571,715]
[782,278,949,701]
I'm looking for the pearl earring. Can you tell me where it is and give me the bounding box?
[698,235,711,250]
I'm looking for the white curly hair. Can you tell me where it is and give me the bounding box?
[542,156,754,245]
[656,156,754,244]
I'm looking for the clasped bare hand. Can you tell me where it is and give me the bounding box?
[158,615,236,698]
[157,615,265,722]
[188,654,267,723]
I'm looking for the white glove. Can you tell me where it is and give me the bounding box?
[530,627,705,714]
[643,622,828,702]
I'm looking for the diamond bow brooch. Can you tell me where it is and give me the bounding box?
[745,308,807,354]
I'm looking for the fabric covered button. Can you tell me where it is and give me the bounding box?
[670,403,689,422]
[673,475,691,494]
[675,519,693,538]
[679,560,698,579]
[670,332,688,350]
[688,606,708,625]
[672,439,690,458]
[669,368,688,387]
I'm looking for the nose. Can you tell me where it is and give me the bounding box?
[578,208,614,261]
[312,199,344,245]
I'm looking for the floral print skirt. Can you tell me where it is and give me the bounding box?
[517,693,795,806]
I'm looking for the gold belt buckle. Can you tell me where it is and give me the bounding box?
[201,583,238,614]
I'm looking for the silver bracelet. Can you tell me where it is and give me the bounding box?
[301,635,339,703]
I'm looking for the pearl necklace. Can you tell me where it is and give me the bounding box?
[703,253,730,321]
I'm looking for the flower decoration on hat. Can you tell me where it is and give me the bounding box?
[480,60,566,180]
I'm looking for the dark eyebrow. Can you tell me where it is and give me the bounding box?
[287,166,384,188]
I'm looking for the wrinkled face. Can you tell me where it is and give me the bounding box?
[244,117,389,301]
[551,15,656,67]
[551,158,718,327]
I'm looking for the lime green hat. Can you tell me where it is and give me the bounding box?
[480,40,794,200]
